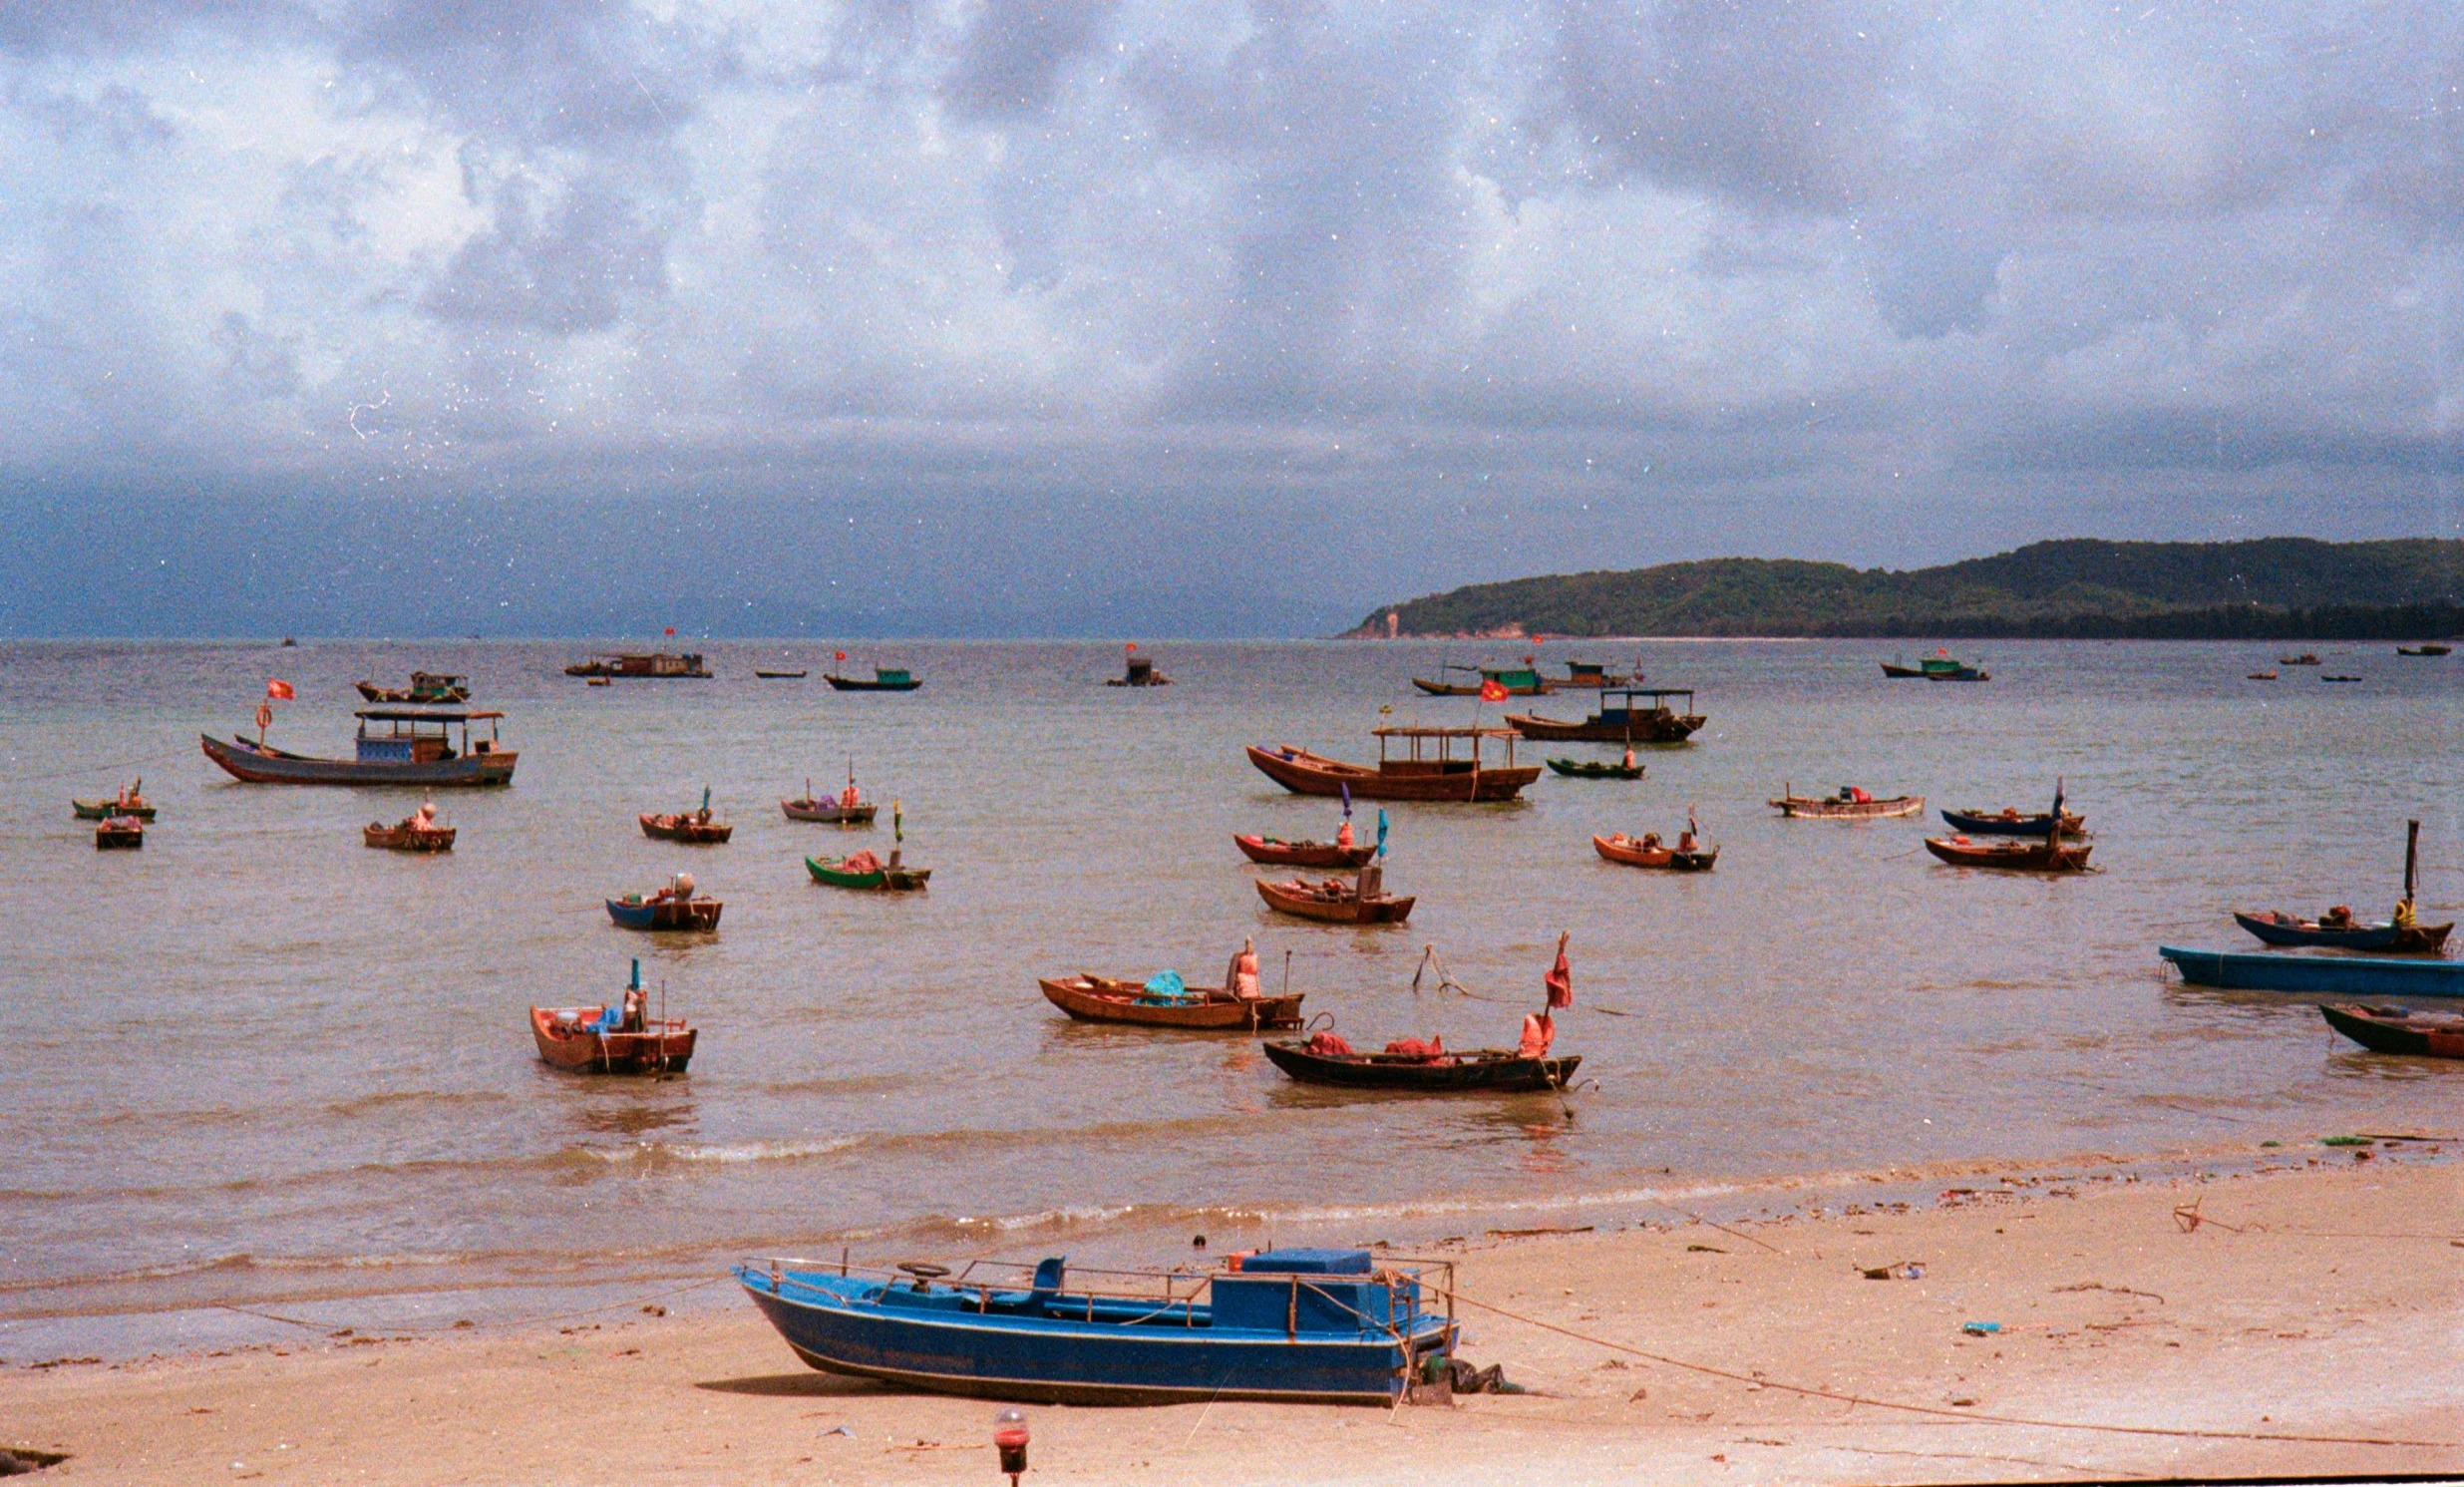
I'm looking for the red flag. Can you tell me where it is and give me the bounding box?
[1545,938,1573,1010]
[1479,678,1508,703]
[665,627,677,636]
[835,650,848,661]
[1126,641,1138,652]
[265,679,295,700]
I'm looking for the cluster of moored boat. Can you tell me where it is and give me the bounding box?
[2247,643,2449,682]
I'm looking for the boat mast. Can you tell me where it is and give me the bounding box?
[2405,818,2420,905]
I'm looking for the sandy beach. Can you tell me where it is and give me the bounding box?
[8,1140,2458,1485]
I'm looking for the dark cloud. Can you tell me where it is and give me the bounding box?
[0,0,2454,634]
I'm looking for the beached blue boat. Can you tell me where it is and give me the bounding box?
[736,1248,1455,1405]
[2159,946,2464,996]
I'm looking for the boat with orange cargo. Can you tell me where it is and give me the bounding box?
[531,960,696,1073]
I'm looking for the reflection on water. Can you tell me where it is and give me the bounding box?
[1,636,2457,1347]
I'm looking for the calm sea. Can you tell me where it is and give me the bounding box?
[4,638,2457,1357]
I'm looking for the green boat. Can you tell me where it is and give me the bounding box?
[73,783,156,821]
[1546,757,1643,780]
[806,855,930,891]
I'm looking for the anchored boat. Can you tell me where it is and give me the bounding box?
[201,708,517,787]
[2159,946,2464,996]
[1505,688,1704,744]
[565,651,710,679]
[737,1248,1457,1405]
[1248,727,1541,803]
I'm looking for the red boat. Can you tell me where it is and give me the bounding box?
[2319,1004,2464,1059]
[1923,834,2093,872]
[1255,875,1416,925]
[1233,834,1375,869]
[1247,726,1541,803]
[365,810,456,852]
[531,963,695,1073]
[640,812,732,844]
[1038,975,1305,1029]
[1592,833,1718,871]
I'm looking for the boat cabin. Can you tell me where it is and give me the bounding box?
[1587,688,1692,725]
[1370,724,1522,777]
[874,667,912,686]
[354,708,508,765]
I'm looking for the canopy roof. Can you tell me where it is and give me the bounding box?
[354,708,506,722]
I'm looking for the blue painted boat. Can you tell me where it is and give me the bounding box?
[735,1248,1456,1404]
[1941,807,2084,837]
[2159,946,2464,996]
[2231,911,2450,954]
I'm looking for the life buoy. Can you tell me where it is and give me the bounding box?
[255,702,273,729]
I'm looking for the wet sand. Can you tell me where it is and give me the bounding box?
[7,1145,2458,1484]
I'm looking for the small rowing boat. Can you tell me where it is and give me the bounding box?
[607,874,722,931]
[2233,821,2451,954]
[754,668,808,679]
[365,803,455,852]
[642,786,730,843]
[1939,807,2086,836]
[1924,835,2092,872]
[1592,832,1718,871]
[2278,653,2320,666]
[1039,974,1305,1029]
[531,962,695,1073]
[2319,1004,2464,1058]
[807,852,929,891]
[1255,872,1414,925]
[73,779,155,821]
[1547,757,1643,780]
[784,765,878,824]
[1770,785,1924,819]
[1261,1038,1578,1092]
[2247,671,2278,681]
[2396,643,2452,657]
[95,815,144,850]
[1233,834,1374,869]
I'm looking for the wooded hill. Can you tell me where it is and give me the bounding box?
[1353,539,2464,640]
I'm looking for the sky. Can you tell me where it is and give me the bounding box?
[1,1,2458,636]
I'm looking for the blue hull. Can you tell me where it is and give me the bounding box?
[1940,809,2072,836]
[2160,946,2464,996]
[736,1266,1449,1405]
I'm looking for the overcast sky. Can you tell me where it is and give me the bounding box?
[2,1,2457,635]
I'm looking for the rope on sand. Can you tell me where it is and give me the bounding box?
[1432,1286,2458,1450]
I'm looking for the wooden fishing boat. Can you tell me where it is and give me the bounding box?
[1547,757,1643,780]
[1554,659,1631,688]
[2233,911,2451,955]
[1924,834,2092,872]
[1411,662,1546,697]
[737,1248,1458,1405]
[1233,834,1374,869]
[1505,688,1704,744]
[2396,643,2452,657]
[1591,833,1717,871]
[640,812,732,844]
[1106,651,1171,686]
[364,813,455,852]
[1769,787,1924,819]
[566,651,711,679]
[94,815,144,850]
[531,1005,696,1071]
[355,671,470,703]
[200,709,517,787]
[1248,728,1541,803]
[2318,1004,2464,1058]
[2278,653,2320,666]
[2161,945,2464,996]
[72,781,155,821]
[1254,875,1414,924]
[2321,674,2362,683]
[1261,1039,1580,1092]
[2247,671,2279,681]
[1925,665,1990,682]
[606,883,723,931]
[1939,807,2086,836]
[1880,659,1927,678]
[807,853,930,891]
[1038,975,1305,1029]
[784,797,878,824]
[826,665,920,692]
[2233,822,2452,954]
[530,960,695,1073]
[754,668,808,679]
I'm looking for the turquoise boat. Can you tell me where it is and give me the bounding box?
[2159,946,2464,996]
[737,1248,1456,1404]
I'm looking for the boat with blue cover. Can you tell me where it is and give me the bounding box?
[2159,946,2464,996]
[736,1248,1456,1405]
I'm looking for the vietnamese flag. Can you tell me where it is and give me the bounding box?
[265,679,295,700]
[835,651,848,661]
[665,627,677,636]
[1478,678,1508,703]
